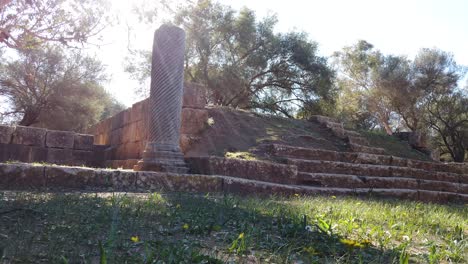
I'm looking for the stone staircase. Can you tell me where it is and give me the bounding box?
[252,143,468,203]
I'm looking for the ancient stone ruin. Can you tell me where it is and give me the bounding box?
[0,25,467,203]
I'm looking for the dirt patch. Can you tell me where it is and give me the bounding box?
[185,107,348,158]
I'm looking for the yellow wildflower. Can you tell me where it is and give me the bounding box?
[340,238,364,248]
[238,232,245,239]
[130,236,139,243]
[183,223,189,230]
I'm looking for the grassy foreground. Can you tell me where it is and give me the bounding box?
[0,192,466,263]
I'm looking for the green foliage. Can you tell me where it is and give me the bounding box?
[126,0,336,118]
[426,91,468,162]
[0,0,109,50]
[0,46,124,131]
[334,41,466,138]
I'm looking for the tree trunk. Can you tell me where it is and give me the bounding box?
[452,146,465,163]
[18,110,39,126]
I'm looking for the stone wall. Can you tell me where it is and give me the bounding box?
[0,125,104,167]
[88,83,209,169]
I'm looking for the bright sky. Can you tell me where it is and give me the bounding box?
[97,0,468,107]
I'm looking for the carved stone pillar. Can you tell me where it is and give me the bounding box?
[134,24,188,173]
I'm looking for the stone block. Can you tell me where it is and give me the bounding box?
[110,128,122,146]
[30,146,48,162]
[45,166,95,189]
[136,171,222,192]
[46,130,74,149]
[90,169,114,189]
[112,170,136,190]
[47,148,73,164]
[91,145,107,167]
[122,109,132,126]
[417,190,462,203]
[12,126,46,147]
[123,142,140,159]
[0,163,46,189]
[181,108,209,134]
[71,150,93,166]
[418,179,459,193]
[0,143,32,162]
[111,111,125,130]
[121,123,135,144]
[222,176,301,196]
[186,156,298,184]
[131,99,148,122]
[74,134,94,150]
[183,83,206,108]
[0,125,15,144]
[409,131,427,149]
[104,146,117,161]
[180,134,200,154]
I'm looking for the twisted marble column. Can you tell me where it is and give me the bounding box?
[135,24,188,173]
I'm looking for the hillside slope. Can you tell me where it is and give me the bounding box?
[185,107,430,161]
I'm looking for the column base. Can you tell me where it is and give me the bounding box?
[133,142,189,173]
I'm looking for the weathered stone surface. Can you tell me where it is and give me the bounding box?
[0,163,45,189]
[92,145,107,167]
[12,126,46,147]
[417,190,463,203]
[298,172,419,190]
[0,143,31,162]
[30,146,48,162]
[122,109,132,126]
[180,134,200,154]
[180,108,209,135]
[289,159,462,186]
[45,166,95,189]
[111,110,125,130]
[74,134,94,150]
[46,130,74,149]
[136,171,222,192]
[110,128,122,146]
[112,170,137,190]
[183,83,206,108]
[47,148,73,164]
[0,125,15,144]
[187,156,298,184]
[418,180,459,193]
[221,176,303,196]
[89,169,114,189]
[71,150,93,166]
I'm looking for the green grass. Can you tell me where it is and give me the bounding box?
[360,130,432,161]
[0,192,466,263]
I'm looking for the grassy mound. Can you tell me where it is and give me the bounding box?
[1,192,465,263]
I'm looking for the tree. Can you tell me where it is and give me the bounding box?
[0,0,109,50]
[335,42,465,135]
[426,92,467,162]
[125,0,336,117]
[0,46,124,132]
[333,40,396,134]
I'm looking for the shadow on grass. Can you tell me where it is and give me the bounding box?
[1,191,460,263]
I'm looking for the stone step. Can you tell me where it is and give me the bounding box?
[288,159,467,184]
[297,172,467,194]
[1,162,466,203]
[263,144,467,176]
[222,176,468,204]
[186,156,297,184]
